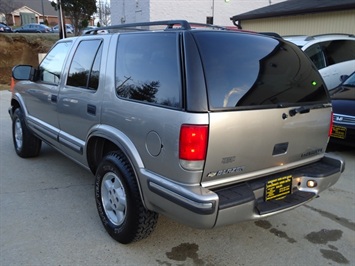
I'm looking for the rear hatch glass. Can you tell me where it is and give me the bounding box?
[192,31,331,187]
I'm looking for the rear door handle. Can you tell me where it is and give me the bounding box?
[51,94,57,103]
[87,104,96,115]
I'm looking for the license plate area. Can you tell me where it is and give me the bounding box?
[265,175,292,201]
[331,125,347,139]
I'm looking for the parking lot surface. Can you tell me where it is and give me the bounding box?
[1,90,354,265]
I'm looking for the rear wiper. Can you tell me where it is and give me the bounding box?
[289,103,329,117]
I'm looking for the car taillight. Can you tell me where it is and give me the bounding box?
[179,124,208,170]
[329,112,334,137]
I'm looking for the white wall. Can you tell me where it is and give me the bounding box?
[111,0,286,26]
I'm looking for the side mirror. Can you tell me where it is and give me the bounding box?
[12,65,34,80]
[340,75,349,83]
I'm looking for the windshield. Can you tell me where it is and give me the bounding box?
[192,31,329,111]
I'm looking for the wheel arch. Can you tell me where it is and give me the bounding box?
[86,124,144,180]
[86,125,147,208]
[9,94,28,121]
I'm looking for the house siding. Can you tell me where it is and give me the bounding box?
[240,10,355,35]
[111,0,286,26]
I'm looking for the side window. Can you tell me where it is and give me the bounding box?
[115,33,181,108]
[304,44,326,69]
[67,39,103,90]
[38,41,72,84]
[320,40,355,66]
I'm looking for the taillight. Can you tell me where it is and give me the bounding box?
[329,112,334,137]
[179,125,208,169]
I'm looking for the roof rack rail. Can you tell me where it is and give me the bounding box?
[311,33,355,38]
[84,20,239,35]
[84,20,192,35]
[188,22,229,31]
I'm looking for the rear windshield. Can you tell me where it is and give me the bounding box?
[192,31,329,110]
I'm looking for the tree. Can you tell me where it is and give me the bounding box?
[51,0,97,35]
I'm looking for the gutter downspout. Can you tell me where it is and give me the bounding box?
[231,19,241,29]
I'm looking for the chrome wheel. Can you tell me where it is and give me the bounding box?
[101,172,127,226]
[95,152,158,243]
[14,117,23,151]
[11,108,41,158]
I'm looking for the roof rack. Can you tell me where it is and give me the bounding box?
[84,20,231,35]
[311,33,355,38]
[188,22,229,31]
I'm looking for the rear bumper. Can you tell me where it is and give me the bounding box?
[141,153,344,228]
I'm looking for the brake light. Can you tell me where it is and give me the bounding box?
[329,112,334,137]
[179,124,208,161]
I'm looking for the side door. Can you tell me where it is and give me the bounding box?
[57,38,105,164]
[22,41,72,147]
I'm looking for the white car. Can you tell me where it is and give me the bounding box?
[284,34,355,90]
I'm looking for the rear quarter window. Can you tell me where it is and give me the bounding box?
[115,32,181,108]
[192,31,329,110]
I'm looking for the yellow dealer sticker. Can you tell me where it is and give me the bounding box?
[265,175,292,201]
[331,125,347,139]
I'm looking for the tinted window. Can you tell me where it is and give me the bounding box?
[343,73,355,87]
[304,44,326,69]
[67,39,103,90]
[193,32,328,110]
[305,40,355,68]
[38,41,72,85]
[115,33,181,108]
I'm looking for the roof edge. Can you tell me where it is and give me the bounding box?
[231,3,355,21]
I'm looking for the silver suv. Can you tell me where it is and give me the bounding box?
[9,20,345,244]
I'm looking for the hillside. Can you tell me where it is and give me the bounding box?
[0,33,58,86]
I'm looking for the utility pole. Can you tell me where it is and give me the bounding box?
[41,0,45,24]
[207,0,214,24]
[99,0,102,26]
[58,0,66,39]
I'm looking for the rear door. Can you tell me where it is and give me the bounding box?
[192,32,332,187]
[57,36,106,164]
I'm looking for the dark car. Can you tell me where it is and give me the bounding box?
[329,71,355,147]
[13,23,52,33]
[0,22,12,33]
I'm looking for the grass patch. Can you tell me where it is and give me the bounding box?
[0,84,10,91]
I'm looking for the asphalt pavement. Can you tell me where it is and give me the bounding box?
[1,90,354,266]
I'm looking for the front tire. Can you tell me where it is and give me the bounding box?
[95,152,158,244]
[12,108,42,158]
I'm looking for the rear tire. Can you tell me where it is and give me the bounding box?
[95,152,158,244]
[12,108,42,158]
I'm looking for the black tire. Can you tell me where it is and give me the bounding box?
[95,152,158,244]
[12,108,42,158]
